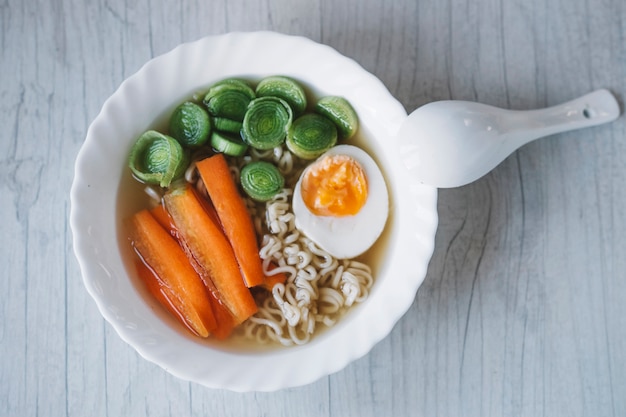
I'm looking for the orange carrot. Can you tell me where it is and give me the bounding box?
[164,184,258,324]
[152,200,217,283]
[135,259,197,334]
[150,204,175,233]
[207,294,237,340]
[195,154,265,287]
[129,210,217,337]
[151,201,237,338]
[152,198,242,337]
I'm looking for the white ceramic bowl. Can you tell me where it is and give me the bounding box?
[70,31,438,392]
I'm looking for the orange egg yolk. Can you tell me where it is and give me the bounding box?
[300,154,368,217]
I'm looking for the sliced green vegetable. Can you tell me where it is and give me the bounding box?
[128,130,190,188]
[209,78,255,92]
[210,131,248,157]
[240,161,285,202]
[256,75,307,115]
[211,117,243,134]
[315,96,359,139]
[241,97,293,150]
[169,101,211,148]
[203,78,256,121]
[286,113,337,160]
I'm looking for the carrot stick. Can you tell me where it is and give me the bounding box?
[152,201,238,338]
[152,200,217,289]
[164,184,258,324]
[207,294,237,340]
[195,154,265,287]
[150,204,175,234]
[135,259,196,334]
[129,210,217,337]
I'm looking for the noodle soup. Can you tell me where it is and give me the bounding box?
[116,77,394,350]
[74,32,438,390]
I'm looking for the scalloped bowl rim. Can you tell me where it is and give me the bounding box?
[70,31,438,392]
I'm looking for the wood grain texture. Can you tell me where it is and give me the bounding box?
[2,0,625,416]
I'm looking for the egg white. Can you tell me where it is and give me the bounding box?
[292,144,389,259]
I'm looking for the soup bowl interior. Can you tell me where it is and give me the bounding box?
[70,31,438,392]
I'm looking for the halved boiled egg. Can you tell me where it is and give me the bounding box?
[293,144,389,259]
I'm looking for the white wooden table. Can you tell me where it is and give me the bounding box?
[3,0,625,416]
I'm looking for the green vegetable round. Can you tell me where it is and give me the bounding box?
[240,161,285,202]
[211,116,243,134]
[315,96,359,139]
[241,97,293,150]
[286,113,338,160]
[169,102,211,148]
[203,78,256,121]
[256,75,307,115]
[210,131,248,157]
[128,130,190,188]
